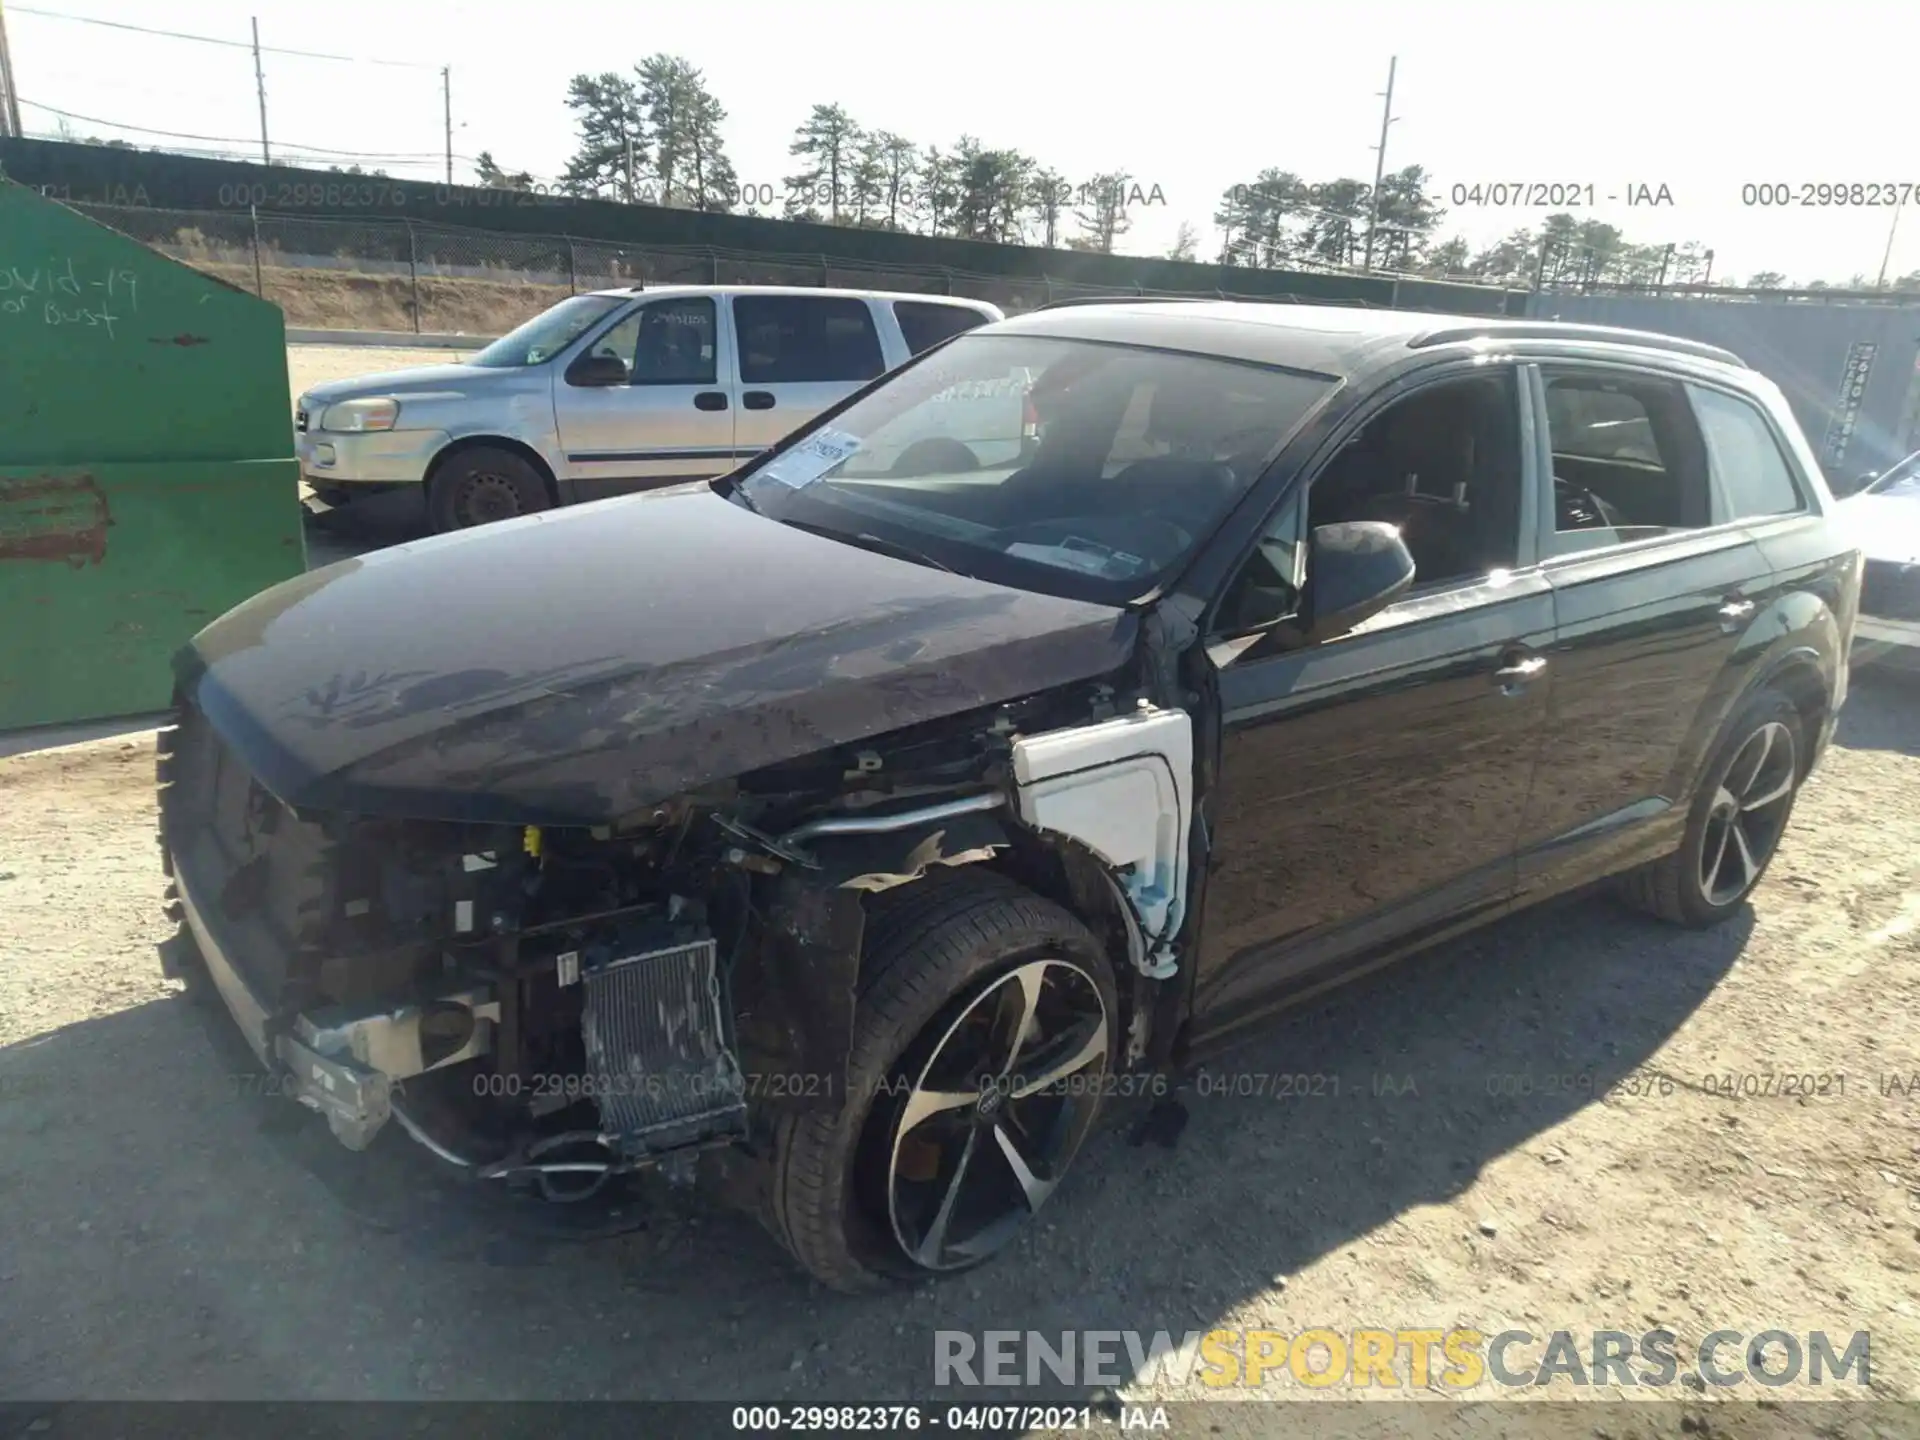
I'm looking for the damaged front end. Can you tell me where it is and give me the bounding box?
[158,678,1195,1200]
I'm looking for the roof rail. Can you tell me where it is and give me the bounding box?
[1034,295,1213,311]
[1408,322,1746,368]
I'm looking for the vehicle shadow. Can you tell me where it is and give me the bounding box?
[300,492,426,570]
[0,887,1747,1401]
[1837,665,1920,757]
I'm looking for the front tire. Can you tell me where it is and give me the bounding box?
[766,871,1117,1292]
[427,447,552,532]
[1620,687,1806,927]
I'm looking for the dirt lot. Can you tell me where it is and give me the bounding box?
[1,647,1918,1425]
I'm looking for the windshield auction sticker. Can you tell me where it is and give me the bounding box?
[759,428,863,488]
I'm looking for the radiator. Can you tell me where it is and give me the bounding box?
[580,935,748,1157]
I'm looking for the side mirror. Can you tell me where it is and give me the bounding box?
[1849,470,1881,495]
[566,352,629,387]
[1300,520,1416,643]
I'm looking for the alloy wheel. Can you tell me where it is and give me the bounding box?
[1699,720,1798,907]
[885,957,1110,1271]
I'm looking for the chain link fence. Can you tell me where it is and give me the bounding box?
[68,202,1455,337]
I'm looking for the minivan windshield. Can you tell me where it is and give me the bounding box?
[729,333,1338,605]
[468,294,630,368]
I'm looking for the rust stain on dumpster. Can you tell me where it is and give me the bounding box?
[0,474,114,566]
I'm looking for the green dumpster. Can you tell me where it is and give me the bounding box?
[0,180,305,743]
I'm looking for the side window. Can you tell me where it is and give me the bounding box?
[1687,385,1806,519]
[582,311,639,367]
[1542,371,1712,554]
[630,297,716,385]
[1215,371,1524,643]
[578,297,716,385]
[1543,384,1662,464]
[735,296,886,384]
[1303,371,1525,590]
[894,301,989,355]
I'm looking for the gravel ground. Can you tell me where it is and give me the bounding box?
[2,665,1918,1426]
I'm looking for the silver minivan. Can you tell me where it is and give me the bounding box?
[295,286,1004,531]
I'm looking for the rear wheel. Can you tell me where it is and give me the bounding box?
[1620,687,1806,927]
[766,871,1117,1292]
[427,447,551,532]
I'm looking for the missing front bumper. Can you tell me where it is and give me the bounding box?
[171,860,750,1164]
[172,862,495,1149]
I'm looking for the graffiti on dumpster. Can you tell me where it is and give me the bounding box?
[0,474,114,566]
[0,259,141,340]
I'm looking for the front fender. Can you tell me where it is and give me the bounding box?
[1666,590,1843,802]
[431,382,567,494]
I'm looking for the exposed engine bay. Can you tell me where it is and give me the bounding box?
[158,682,1194,1201]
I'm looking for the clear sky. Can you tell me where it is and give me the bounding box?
[8,0,1918,286]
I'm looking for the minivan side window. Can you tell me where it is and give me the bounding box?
[735,296,886,384]
[579,297,717,386]
[1687,385,1806,520]
[894,301,990,356]
[1541,371,1713,555]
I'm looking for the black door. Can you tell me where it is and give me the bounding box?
[1193,576,1555,1033]
[1189,364,1553,1041]
[1513,362,1771,894]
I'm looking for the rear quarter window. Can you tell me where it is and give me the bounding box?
[893,301,991,355]
[1688,385,1806,519]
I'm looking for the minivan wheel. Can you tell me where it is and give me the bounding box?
[1620,688,1806,927]
[765,871,1117,1292]
[427,447,551,532]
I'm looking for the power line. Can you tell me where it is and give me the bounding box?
[8,4,439,69]
[19,98,457,160]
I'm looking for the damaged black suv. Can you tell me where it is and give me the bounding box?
[160,300,1859,1290]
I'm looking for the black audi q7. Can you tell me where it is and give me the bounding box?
[159,301,1860,1291]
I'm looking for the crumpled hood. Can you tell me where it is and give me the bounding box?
[1841,493,1920,564]
[176,487,1137,825]
[299,362,492,409]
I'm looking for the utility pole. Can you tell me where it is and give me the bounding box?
[250,16,270,164]
[1876,190,1905,289]
[441,66,451,184]
[1361,55,1398,273]
[0,0,24,140]
[623,132,635,203]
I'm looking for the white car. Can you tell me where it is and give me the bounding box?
[1840,449,1920,668]
[295,286,1005,531]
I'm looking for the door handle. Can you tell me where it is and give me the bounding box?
[694,391,729,412]
[1492,653,1547,695]
[1718,597,1755,632]
[743,391,776,411]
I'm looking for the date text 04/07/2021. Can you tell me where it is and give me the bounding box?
[1445,181,1675,207]
[730,1404,1170,1432]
